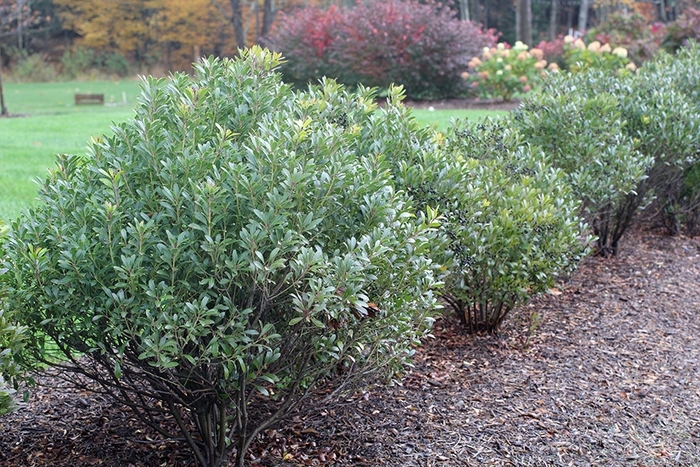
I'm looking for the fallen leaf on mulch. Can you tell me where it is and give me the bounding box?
[1,229,699,466]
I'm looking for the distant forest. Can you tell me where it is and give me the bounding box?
[0,0,697,74]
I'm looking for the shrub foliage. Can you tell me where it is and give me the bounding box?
[264,0,497,99]
[395,120,586,332]
[639,41,700,234]
[0,221,25,417]
[523,65,700,253]
[1,48,441,466]
[467,41,550,102]
[511,92,652,256]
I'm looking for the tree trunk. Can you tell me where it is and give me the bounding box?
[230,0,245,49]
[658,0,668,22]
[516,0,532,45]
[549,0,559,40]
[578,0,590,32]
[458,0,470,21]
[210,0,246,50]
[0,55,8,117]
[17,0,24,50]
[260,0,275,40]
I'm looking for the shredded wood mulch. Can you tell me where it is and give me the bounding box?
[1,229,699,467]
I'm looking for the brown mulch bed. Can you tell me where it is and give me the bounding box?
[2,229,699,466]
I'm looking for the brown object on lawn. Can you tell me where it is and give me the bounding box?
[74,93,104,105]
[1,227,699,466]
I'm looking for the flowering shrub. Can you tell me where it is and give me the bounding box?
[265,0,498,99]
[563,37,635,73]
[395,119,586,332]
[467,41,551,102]
[587,12,665,63]
[535,35,567,69]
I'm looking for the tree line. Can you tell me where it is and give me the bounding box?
[0,0,697,75]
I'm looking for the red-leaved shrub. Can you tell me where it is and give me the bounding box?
[663,8,700,53]
[261,5,346,88]
[264,0,498,99]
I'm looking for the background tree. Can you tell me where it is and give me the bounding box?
[0,0,43,116]
[550,0,559,39]
[157,0,230,70]
[580,0,590,30]
[53,0,164,69]
[516,0,533,44]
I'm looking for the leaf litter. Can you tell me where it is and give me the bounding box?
[1,229,699,466]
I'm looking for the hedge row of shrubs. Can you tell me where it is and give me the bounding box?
[1,43,700,466]
[511,42,700,252]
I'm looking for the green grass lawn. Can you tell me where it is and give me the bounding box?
[0,81,141,222]
[410,108,507,131]
[0,80,506,222]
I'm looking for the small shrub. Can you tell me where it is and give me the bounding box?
[1,48,441,466]
[396,119,586,332]
[60,47,99,79]
[102,51,131,77]
[0,377,15,416]
[564,37,634,73]
[0,221,25,417]
[535,35,567,69]
[662,8,700,53]
[638,42,700,234]
[9,52,57,82]
[587,12,665,63]
[511,92,652,255]
[538,68,700,250]
[674,163,700,236]
[264,0,498,99]
[61,48,132,79]
[467,41,550,102]
[337,0,497,99]
[261,5,346,88]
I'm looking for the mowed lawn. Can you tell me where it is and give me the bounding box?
[0,80,504,222]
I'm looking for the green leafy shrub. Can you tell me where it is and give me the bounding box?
[0,221,25,417]
[1,48,441,466]
[638,41,700,234]
[60,47,99,79]
[8,52,57,82]
[61,48,133,79]
[467,41,551,102]
[396,119,586,332]
[510,92,652,255]
[674,164,700,235]
[538,68,700,250]
[102,51,131,77]
[646,41,700,104]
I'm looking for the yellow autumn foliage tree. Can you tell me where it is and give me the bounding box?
[54,0,324,72]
